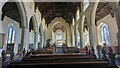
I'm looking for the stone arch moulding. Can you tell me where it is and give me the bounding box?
[29,15,38,33]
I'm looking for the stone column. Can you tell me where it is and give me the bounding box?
[41,31,46,49]
[0,10,2,34]
[40,32,44,49]
[65,29,67,45]
[34,32,39,50]
[21,26,29,52]
[72,25,75,47]
[0,10,2,21]
[112,3,120,54]
[74,26,77,47]
[86,2,99,58]
[43,31,46,47]
[79,15,85,49]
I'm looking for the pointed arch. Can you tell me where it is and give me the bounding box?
[97,23,110,46]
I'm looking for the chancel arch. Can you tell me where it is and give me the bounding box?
[47,17,72,47]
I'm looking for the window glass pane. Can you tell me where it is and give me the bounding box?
[38,34,40,42]
[99,23,110,46]
[8,27,12,43]
[12,30,16,43]
[57,31,62,40]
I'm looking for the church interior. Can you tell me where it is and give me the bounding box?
[0,0,120,68]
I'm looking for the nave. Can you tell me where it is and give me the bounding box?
[0,1,120,68]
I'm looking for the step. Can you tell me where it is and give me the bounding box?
[7,60,117,68]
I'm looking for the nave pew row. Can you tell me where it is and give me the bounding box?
[8,60,118,68]
[7,54,118,68]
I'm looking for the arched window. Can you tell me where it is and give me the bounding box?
[7,24,16,44]
[76,29,80,48]
[38,34,40,43]
[98,23,110,46]
[29,30,34,44]
[84,30,90,46]
[56,31,62,41]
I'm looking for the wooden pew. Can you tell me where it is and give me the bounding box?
[7,54,118,68]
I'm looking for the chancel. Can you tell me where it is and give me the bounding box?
[0,0,120,68]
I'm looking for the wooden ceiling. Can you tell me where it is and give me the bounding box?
[2,2,21,23]
[35,2,80,25]
[95,2,112,22]
[1,2,112,29]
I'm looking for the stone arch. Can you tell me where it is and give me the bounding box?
[29,15,38,33]
[47,17,72,47]
[29,15,39,50]
[39,22,45,48]
[1,1,28,53]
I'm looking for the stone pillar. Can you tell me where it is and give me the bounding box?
[72,25,75,47]
[40,35,42,49]
[65,29,67,45]
[0,10,2,34]
[86,2,99,58]
[34,32,39,50]
[0,10,2,21]
[21,26,29,52]
[41,33,44,49]
[74,27,77,47]
[43,31,45,46]
[0,6,3,68]
[109,2,120,54]
[41,31,45,49]
[79,15,85,49]
[114,4,120,55]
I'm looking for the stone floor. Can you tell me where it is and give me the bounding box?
[56,47,64,54]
